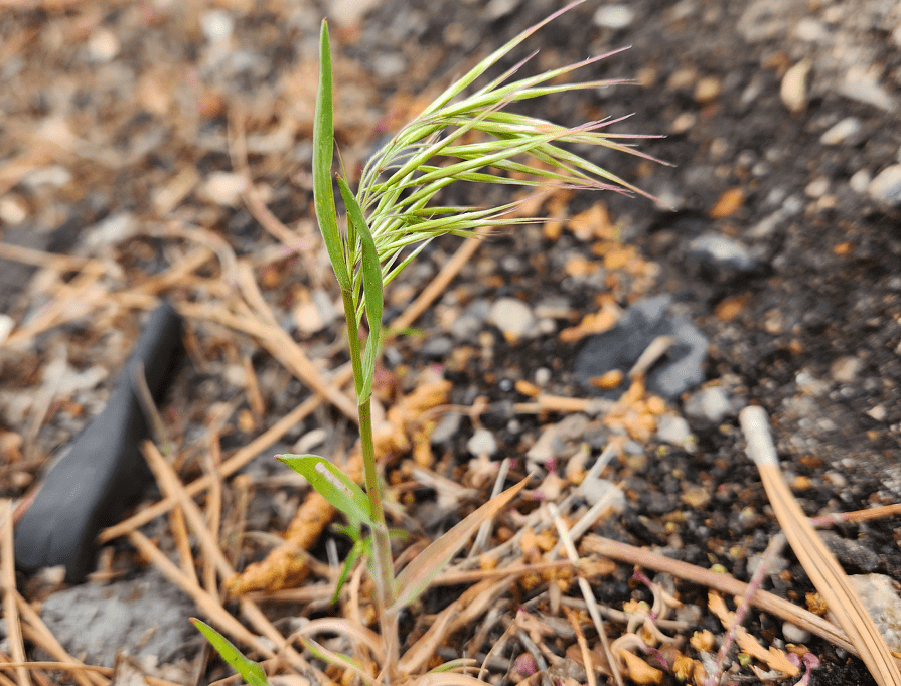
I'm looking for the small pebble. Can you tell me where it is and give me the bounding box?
[747,551,789,576]
[430,412,462,446]
[467,428,497,457]
[782,622,811,645]
[593,5,635,29]
[684,386,735,423]
[0,196,28,224]
[420,336,454,358]
[819,117,863,145]
[792,17,827,42]
[866,404,887,421]
[0,314,14,345]
[83,213,137,251]
[201,9,235,43]
[198,172,249,207]
[486,0,520,20]
[580,476,625,510]
[694,77,722,104]
[850,169,872,194]
[804,177,829,198]
[830,355,861,383]
[868,165,901,207]
[534,367,552,387]
[488,297,536,341]
[670,112,697,135]
[21,165,72,190]
[655,414,695,450]
[687,233,758,275]
[780,59,811,113]
[87,27,120,62]
[839,76,897,113]
[372,53,407,79]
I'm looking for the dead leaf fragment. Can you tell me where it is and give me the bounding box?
[690,630,716,652]
[735,630,800,676]
[709,187,745,218]
[559,305,620,343]
[715,293,750,321]
[710,591,799,677]
[590,369,624,390]
[619,650,663,684]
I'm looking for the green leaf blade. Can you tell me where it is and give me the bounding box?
[191,619,270,686]
[312,20,350,290]
[278,454,374,525]
[337,177,384,404]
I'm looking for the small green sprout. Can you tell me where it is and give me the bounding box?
[198,2,663,683]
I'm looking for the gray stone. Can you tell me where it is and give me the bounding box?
[686,233,761,278]
[420,335,454,358]
[830,355,862,383]
[828,574,901,652]
[819,531,880,572]
[450,300,490,341]
[580,476,626,510]
[747,550,789,577]
[850,169,873,194]
[869,165,901,207]
[430,412,462,446]
[39,571,196,668]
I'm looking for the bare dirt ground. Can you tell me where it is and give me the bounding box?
[1,1,900,685]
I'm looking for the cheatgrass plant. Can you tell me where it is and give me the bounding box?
[197,2,664,684]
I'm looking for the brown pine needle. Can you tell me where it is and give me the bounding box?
[99,369,352,543]
[136,445,324,682]
[14,592,104,686]
[550,503,623,686]
[809,502,901,528]
[565,606,598,686]
[740,405,901,686]
[0,661,182,686]
[0,241,95,271]
[1,500,31,686]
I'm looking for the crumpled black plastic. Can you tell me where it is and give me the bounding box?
[15,302,183,583]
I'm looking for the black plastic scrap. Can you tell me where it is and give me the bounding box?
[15,302,183,583]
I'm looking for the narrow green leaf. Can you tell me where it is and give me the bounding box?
[191,619,270,686]
[277,454,373,525]
[359,335,376,404]
[312,20,350,290]
[391,476,531,611]
[330,538,365,605]
[337,176,384,404]
[299,637,374,684]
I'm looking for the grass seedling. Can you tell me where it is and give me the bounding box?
[198,2,664,683]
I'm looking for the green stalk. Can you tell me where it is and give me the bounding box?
[340,289,396,630]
